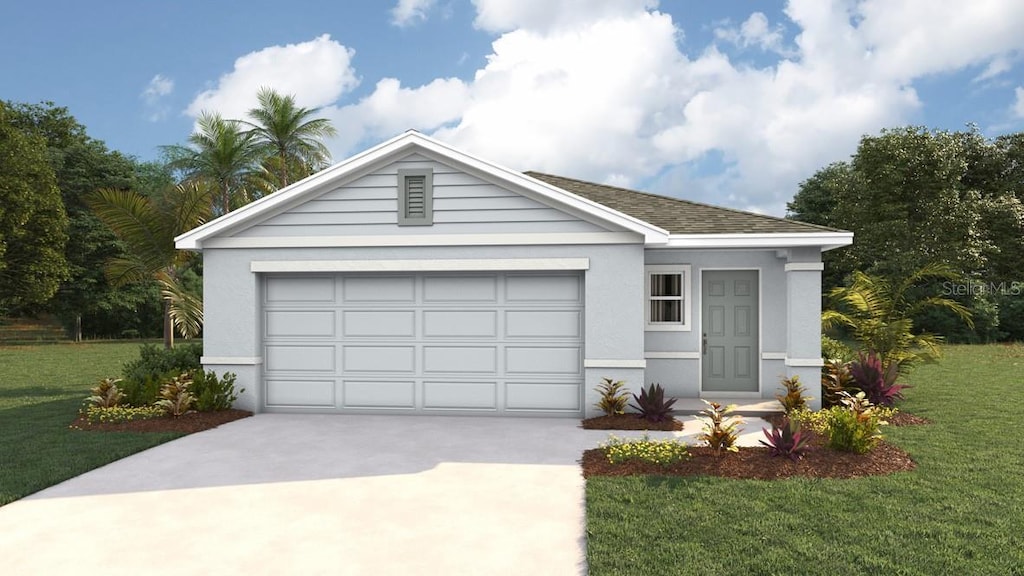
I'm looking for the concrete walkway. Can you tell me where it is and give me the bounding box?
[0,414,770,576]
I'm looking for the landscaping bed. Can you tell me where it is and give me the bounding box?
[582,413,684,431]
[71,409,251,434]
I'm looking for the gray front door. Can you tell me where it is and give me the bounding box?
[702,270,758,393]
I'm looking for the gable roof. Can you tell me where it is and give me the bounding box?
[525,172,844,235]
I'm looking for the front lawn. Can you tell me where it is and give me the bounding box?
[586,344,1024,575]
[0,342,183,505]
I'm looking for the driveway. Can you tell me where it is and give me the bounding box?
[0,414,769,575]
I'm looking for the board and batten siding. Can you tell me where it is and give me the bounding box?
[235,154,610,237]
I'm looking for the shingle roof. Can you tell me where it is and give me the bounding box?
[525,171,845,235]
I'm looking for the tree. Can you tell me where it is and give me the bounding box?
[0,102,69,315]
[243,87,337,189]
[86,183,211,348]
[162,112,262,215]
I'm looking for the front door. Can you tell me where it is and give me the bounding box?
[702,270,759,393]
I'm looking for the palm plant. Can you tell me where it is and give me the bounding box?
[162,112,262,215]
[242,87,337,188]
[85,182,211,348]
[822,263,973,369]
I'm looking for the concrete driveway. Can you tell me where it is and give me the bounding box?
[0,414,770,575]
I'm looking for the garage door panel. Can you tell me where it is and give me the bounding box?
[266,276,335,303]
[423,311,497,338]
[343,276,415,302]
[506,382,580,411]
[266,379,335,407]
[506,347,581,374]
[343,381,415,409]
[344,346,416,372]
[424,381,498,410]
[424,346,497,373]
[266,345,335,372]
[266,310,335,338]
[506,310,580,338]
[423,276,496,302]
[343,310,415,337]
[506,275,580,303]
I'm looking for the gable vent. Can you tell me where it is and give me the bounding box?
[398,168,433,226]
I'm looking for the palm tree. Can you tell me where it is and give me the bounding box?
[822,263,974,369]
[86,183,211,348]
[243,87,337,188]
[162,112,262,215]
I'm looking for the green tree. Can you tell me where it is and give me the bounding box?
[86,183,211,348]
[243,87,337,189]
[0,102,69,315]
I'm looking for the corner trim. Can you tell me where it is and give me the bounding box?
[583,359,647,369]
[785,357,825,367]
[784,262,825,272]
[644,351,701,359]
[250,258,591,273]
[201,356,263,366]
[761,352,787,360]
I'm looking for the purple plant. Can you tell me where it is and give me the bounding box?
[760,417,812,461]
[629,383,677,423]
[848,351,909,407]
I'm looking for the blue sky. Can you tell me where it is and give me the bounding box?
[3,0,1023,214]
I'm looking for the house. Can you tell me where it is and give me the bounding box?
[175,131,851,417]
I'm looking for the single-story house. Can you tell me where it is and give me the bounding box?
[175,130,851,417]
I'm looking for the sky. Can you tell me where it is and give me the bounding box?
[3,0,1024,215]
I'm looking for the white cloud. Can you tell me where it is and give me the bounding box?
[471,0,658,33]
[715,12,790,54]
[391,0,437,27]
[141,74,174,121]
[1013,87,1024,118]
[185,34,359,121]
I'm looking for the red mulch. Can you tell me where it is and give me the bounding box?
[582,413,683,431]
[70,409,252,434]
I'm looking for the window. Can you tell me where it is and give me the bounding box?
[398,168,433,226]
[645,265,691,331]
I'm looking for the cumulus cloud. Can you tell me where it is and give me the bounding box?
[471,0,658,33]
[1014,87,1024,118]
[391,0,437,27]
[141,74,174,121]
[715,12,790,54]
[186,34,358,120]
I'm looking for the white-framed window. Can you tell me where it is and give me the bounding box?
[645,265,691,331]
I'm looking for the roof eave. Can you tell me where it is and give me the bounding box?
[657,232,854,250]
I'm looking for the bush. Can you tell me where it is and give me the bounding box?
[601,434,690,467]
[848,351,908,407]
[191,370,241,412]
[85,377,124,408]
[120,343,202,406]
[821,359,855,408]
[821,391,887,454]
[775,375,810,414]
[156,374,196,417]
[695,400,744,454]
[594,378,629,416]
[83,405,164,425]
[822,335,854,362]
[629,383,677,423]
[760,417,812,461]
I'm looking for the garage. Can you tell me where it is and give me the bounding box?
[261,272,584,416]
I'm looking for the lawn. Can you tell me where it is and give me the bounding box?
[586,344,1024,575]
[0,341,183,506]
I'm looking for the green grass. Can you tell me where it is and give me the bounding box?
[0,341,183,505]
[586,344,1024,575]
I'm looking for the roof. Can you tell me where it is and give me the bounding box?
[525,172,846,235]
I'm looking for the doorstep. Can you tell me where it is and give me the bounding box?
[674,397,781,417]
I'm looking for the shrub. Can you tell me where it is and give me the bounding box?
[83,405,164,425]
[760,417,812,461]
[120,343,202,406]
[85,377,125,408]
[629,383,677,423]
[848,351,908,407]
[695,400,744,454]
[601,434,690,467]
[776,375,810,414]
[821,391,887,454]
[594,378,629,416]
[156,374,196,417]
[191,370,242,412]
[821,359,855,408]
[822,335,854,362]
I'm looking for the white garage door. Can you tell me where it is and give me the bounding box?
[261,272,584,416]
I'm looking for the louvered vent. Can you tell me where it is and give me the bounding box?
[405,175,426,218]
[397,168,433,225]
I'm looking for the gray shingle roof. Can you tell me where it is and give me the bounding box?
[525,171,845,235]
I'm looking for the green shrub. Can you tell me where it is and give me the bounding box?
[601,434,690,467]
[85,377,124,408]
[821,391,887,454]
[156,374,196,417]
[822,335,854,362]
[120,343,202,406]
[191,370,241,412]
[83,405,164,425]
[695,400,744,454]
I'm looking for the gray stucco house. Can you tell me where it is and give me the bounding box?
[175,131,851,417]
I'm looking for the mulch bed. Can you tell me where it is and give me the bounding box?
[582,414,684,431]
[70,409,252,434]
